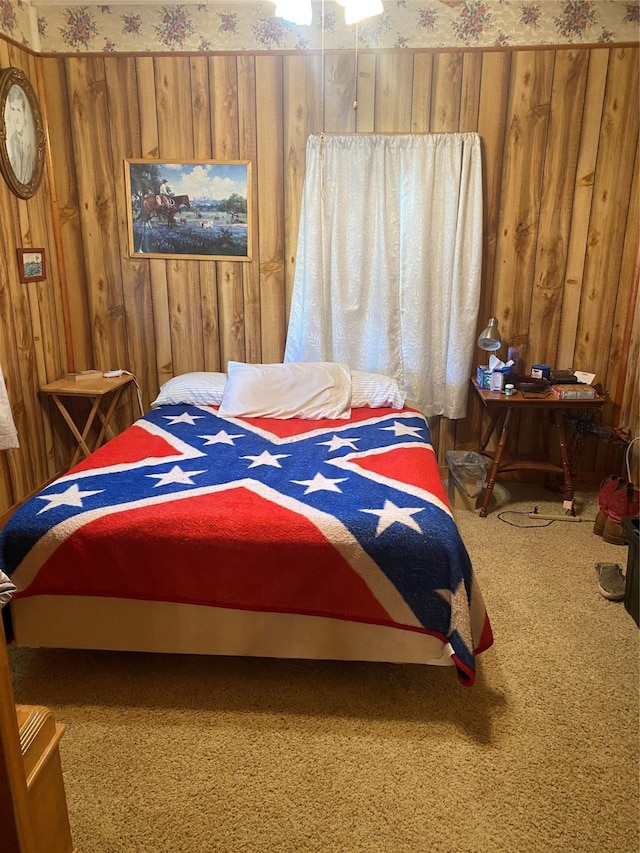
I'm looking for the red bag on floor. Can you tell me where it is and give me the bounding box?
[598,475,639,523]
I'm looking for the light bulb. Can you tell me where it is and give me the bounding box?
[344,0,384,25]
[274,0,313,26]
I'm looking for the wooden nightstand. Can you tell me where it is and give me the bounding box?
[40,374,134,467]
[471,379,606,517]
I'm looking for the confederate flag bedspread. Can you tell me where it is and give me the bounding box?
[0,405,492,684]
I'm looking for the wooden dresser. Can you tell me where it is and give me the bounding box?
[16,705,75,853]
[1,620,75,853]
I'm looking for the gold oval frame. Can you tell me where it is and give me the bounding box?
[0,67,45,199]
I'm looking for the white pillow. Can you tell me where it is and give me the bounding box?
[351,370,406,409]
[150,372,227,408]
[218,361,352,420]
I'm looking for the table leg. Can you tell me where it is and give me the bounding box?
[542,411,551,460]
[553,409,574,505]
[480,410,501,451]
[479,407,513,518]
[94,388,124,448]
[50,395,92,460]
[69,395,103,467]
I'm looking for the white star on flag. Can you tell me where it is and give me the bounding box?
[318,435,360,452]
[361,499,424,536]
[436,579,473,653]
[381,421,424,438]
[292,472,348,494]
[163,413,205,426]
[199,430,245,446]
[242,450,290,469]
[147,465,206,487]
[37,484,104,514]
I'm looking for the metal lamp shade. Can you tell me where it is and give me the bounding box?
[477,317,502,352]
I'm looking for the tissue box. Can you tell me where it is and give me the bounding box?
[476,364,513,390]
[476,365,492,389]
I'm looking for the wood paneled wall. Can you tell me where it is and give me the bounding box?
[0,42,638,515]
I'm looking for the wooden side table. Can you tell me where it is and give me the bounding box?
[471,380,606,517]
[40,374,134,467]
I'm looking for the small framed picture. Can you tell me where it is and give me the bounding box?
[17,248,46,282]
[0,68,46,199]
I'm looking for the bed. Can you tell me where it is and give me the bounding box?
[0,363,492,685]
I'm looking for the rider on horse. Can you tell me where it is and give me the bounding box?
[157,179,175,208]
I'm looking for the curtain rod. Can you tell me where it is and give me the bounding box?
[314,131,479,136]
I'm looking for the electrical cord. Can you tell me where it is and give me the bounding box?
[625,436,640,483]
[495,437,638,529]
[498,505,596,527]
[497,508,555,528]
[120,370,144,418]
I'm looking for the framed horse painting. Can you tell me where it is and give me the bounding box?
[125,159,252,261]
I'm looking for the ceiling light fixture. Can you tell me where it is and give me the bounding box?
[272,1,384,26]
[274,0,313,26]
[337,0,384,25]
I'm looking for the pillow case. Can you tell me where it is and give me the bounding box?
[218,361,352,420]
[351,370,406,409]
[150,372,227,408]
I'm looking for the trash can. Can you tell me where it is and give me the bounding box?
[623,516,639,627]
[446,451,487,511]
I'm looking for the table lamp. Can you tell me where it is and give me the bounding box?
[477,317,502,352]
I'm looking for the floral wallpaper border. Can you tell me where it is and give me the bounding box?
[1,1,638,54]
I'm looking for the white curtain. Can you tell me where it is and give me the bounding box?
[284,133,483,419]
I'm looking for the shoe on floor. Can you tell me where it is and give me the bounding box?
[596,563,626,601]
[593,510,606,536]
[603,516,630,546]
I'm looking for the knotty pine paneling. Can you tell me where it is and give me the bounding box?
[556,49,609,372]
[0,43,638,516]
[105,57,156,426]
[375,52,414,132]
[578,49,638,387]
[255,55,286,365]
[237,55,262,367]
[0,43,66,509]
[430,52,463,132]
[282,53,323,321]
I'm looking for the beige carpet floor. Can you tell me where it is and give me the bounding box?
[8,484,640,853]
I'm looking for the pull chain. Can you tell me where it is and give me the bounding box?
[321,0,326,133]
[321,132,325,199]
[353,23,359,112]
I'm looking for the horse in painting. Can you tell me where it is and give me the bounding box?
[142,194,190,226]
